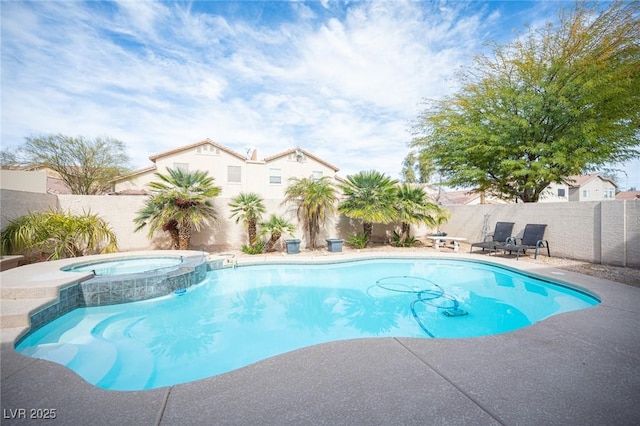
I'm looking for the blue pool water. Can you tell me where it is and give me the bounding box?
[61,257,183,275]
[17,259,599,391]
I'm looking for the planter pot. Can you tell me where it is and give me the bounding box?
[285,239,301,254]
[325,238,344,253]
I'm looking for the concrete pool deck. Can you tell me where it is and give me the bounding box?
[1,250,639,425]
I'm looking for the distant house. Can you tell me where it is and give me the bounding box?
[539,174,618,202]
[0,166,72,194]
[112,139,341,200]
[438,190,510,206]
[616,190,640,200]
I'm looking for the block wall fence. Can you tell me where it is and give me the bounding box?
[1,189,638,268]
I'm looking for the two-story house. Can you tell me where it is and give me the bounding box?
[112,139,341,200]
[539,174,618,202]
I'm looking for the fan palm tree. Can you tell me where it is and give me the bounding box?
[284,176,338,249]
[338,170,398,245]
[134,198,180,249]
[259,214,295,252]
[1,209,118,262]
[228,192,266,247]
[395,184,439,244]
[134,168,221,250]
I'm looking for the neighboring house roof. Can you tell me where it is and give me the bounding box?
[264,147,340,172]
[46,176,72,194]
[616,190,640,200]
[565,173,618,188]
[111,165,157,183]
[439,189,508,206]
[148,139,247,162]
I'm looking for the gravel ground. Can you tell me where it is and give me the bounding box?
[517,253,640,287]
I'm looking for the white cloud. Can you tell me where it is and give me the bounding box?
[3,0,635,188]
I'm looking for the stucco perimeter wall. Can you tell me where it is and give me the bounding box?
[3,191,638,267]
[443,200,640,267]
[56,196,328,252]
[0,189,58,231]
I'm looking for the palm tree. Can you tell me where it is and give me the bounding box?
[338,170,398,245]
[284,176,338,249]
[134,168,221,250]
[1,209,118,262]
[395,184,439,244]
[228,193,266,247]
[259,214,295,252]
[134,198,180,249]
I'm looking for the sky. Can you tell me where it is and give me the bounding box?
[1,0,638,190]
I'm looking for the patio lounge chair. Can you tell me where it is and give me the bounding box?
[494,224,550,260]
[469,221,515,254]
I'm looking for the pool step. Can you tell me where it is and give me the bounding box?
[97,339,155,391]
[0,298,51,329]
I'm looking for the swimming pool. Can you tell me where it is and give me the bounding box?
[16,258,599,391]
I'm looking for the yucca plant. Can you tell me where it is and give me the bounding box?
[1,209,118,262]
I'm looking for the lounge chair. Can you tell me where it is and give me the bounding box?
[469,221,515,254]
[494,224,550,260]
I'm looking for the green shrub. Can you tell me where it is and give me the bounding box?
[391,231,418,247]
[346,233,368,249]
[241,240,267,255]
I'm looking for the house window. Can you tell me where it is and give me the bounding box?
[557,188,566,197]
[173,163,189,172]
[312,171,323,181]
[227,166,241,183]
[582,189,589,198]
[269,168,282,184]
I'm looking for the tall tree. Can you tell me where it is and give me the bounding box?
[134,168,221,250]
[20,134,130,194]
[228,192,266,247]
[284,176,338,249]
[338,170,398,244]
[410,1,640,202]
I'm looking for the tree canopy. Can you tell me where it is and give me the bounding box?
[408,1,640,202]
[16,134,130,195]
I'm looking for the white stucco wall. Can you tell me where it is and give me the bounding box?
[2,189,638,267]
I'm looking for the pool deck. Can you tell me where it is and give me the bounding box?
[1,250,639,425]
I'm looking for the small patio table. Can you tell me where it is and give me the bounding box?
[425,236,467,251]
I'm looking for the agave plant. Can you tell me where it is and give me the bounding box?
[1,209,118,262]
